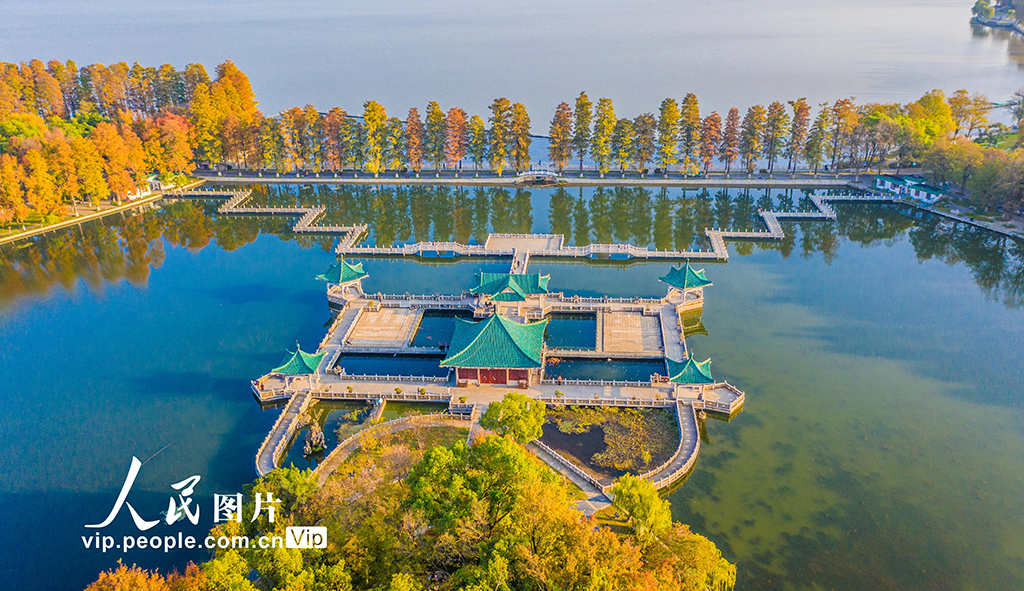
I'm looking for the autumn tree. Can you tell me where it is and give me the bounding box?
[302,104,323,171]
[632,113,656,175]
[678,93,701,176]
[739,105,766,174]
[0,153,28,222]
[785,97,811,172]
[92,121,136,201]
[548,101,573,172]
[699,112,722,176]
[656,97,680,173]
[610,474,672,543]
[718,107,741,177]
[322,107,350,172]
[829,98,857,170]
[383,117,405,172]
[590,97,615,177]
[362,100,387,175]
[22,148,61,216]
[71,136,108,203]
[405,107,424,174]
[572,91,593,173]
[488,97,512,174]
[444,107,467,170]
[510,102,532,172]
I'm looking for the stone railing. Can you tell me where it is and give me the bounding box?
[533,440,610,493]
[540,378,652,388]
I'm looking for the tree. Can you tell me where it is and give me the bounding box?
[280,106,306,170]
[71,136,108,203]
[656,97,680,173]
[405,107,424,174]
[444,107,468,170]
[590,98,615,177]
[610,474,672,543]
[323,107,350,171]
[0,153,28,223]
[785,97,811,172]
[302,104,323,171]
[478,392,545,443]
[487,97,512,174]
[510,102,532,172]
[973,0,994,19]
[189,83,220,163]
[948,138,986,194]
[948,89,972,138]
[699,112,722,176]
[362,100,387,175]
[548,101,573,173]
[22,148,61,216]
[425,101,445,171]
[572,91,593,173]
[739,105,766,174]
[632,113,656,175]
[468,114,487,171]
[829,98,857,171]
[762,101,789,175]
[966,92,990,138]
[804,103,832,174]
[383,117,405,172]
[678,93,701,176]
[611,118,633,174]
[92,121,135,201]
[718,108,740,177]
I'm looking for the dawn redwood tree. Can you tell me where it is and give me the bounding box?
[678,93,700,176]
[548,101,573,173]
[699,111,722,176]
[739,105,766,174]
[632,113,656,175]
[719,107,741,177]
[804,102,833,175]
[590,97,615,177]
[425,101,446,172]
[572,91,593,173]
[322,107,349,172]
[444,107,468,170]
[611,117,633,174]
[785,98,811,172]
[405,107,424,174]
[829,97,857,171]
[487,97,512,175]
[361,100,387,175]
[656,97,680,173]
[510,102,532,172]
[467,114,487,171]
[762,101,789,175]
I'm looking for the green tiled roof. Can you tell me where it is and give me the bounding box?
[317,258,368,284]
[471,272,550,301]
[272,346,326,375]
[666,357,714,384]
[660,263,712,291]
[440,314,548,368]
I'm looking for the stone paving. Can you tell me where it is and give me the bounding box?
[346,308,421,347]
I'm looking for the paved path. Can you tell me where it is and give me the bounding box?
[527,442,611,516]
[256,389,313,476]
[641,402,701,489]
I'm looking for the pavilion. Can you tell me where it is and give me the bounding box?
[271,346,327,375]
[659,263,712,308]
[470,272,550,302]
[665,356,715,384]
[317,257,369,298]
[441,313,548,387]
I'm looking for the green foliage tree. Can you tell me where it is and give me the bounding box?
[572,91,593,173]
[424,101,445,172]
[478,391,545,443]
[611,117,633,174]
[590,97,615,177]
[739,105,766,174]
[468,114,487,171]
[973,0,994,18]
[487,97,512,175]
[762,101,790,175]
[656,97,680,173]
[610,473,672,543]
[678,93,701,176]
[804,103,832,174]
[632,113,657,175]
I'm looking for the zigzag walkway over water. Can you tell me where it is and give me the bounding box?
[168,188,367,239]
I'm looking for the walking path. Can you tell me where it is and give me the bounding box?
[526,441,612,516]
[255,389,314,477]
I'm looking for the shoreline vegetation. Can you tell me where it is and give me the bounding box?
[4,59,1024,243]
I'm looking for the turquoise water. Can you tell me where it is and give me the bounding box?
[544,358,667,382]
[0,185,1023,590]
[543,313,597,350]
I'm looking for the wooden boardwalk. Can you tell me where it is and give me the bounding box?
[170,188,365,236]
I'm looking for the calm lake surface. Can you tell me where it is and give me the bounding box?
[1,184,1022,590]
[2,0,1024,117]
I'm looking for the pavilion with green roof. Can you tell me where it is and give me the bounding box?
[441,314,548,386]
[665,357,715,384]
[470,272,550,302]
[317,258,369,287]
[271,346,326,375]
[660,263,713,292]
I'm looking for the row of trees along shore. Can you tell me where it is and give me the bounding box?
[3,59,1024,226]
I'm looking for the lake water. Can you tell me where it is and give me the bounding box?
[2,0,1024,119]
[1,184,1021,590]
